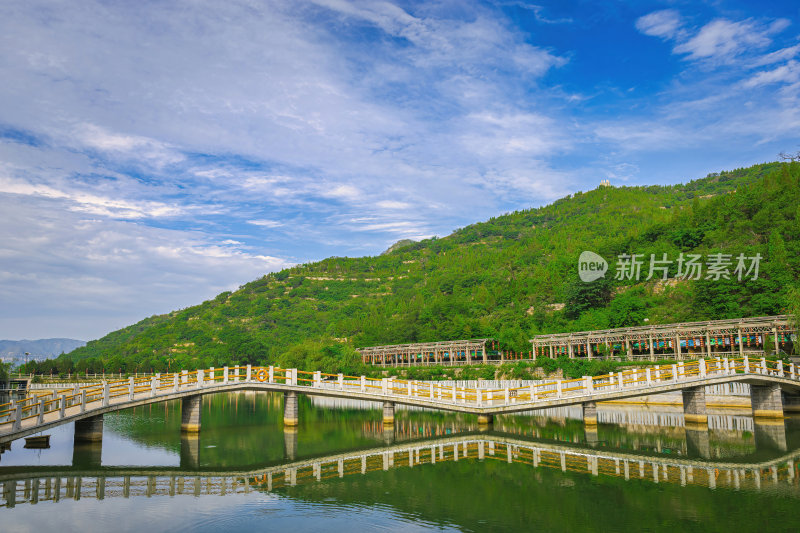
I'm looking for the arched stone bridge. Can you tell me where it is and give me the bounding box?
[2,357,799,446]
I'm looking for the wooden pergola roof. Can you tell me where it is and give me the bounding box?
[530,315,794,345]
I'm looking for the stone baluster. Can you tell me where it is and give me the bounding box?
[38,396,46,424]
[12,401,22,430]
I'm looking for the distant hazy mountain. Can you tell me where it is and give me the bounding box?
[0,338,85,361]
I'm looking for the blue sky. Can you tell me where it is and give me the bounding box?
[1,0,799,340]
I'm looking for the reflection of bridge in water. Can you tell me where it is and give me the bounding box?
[327,394,785,460]
[3,432,800,509]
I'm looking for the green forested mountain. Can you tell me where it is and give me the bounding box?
[33,162,800,374]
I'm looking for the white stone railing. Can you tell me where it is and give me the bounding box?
[2,357,797,436]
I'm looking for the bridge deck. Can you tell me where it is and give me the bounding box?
[2,357,799,444]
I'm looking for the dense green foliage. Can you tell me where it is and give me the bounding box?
[22,162,800,375]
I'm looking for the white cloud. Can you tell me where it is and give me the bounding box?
[505,2,573,25]
[461,111,562,157]
[674,18,785,62]
[593,122,690,150]
[618,9,800,160]
[311,0,566,78]
[376,200,412,210]
[604,162,639,182]
[248,219,284,228]
[635,10,683,40]
[359,220,421,232]
[637,10,792,66]
[0,174,184,219]
[743,60,800,88]
[321,184,361,200]
[0,194,292,339]
[750,43,800,67]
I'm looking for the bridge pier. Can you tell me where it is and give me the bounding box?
[383,424,395,445]
[284,426,298,461]
[681,387,707,425]
[180,432,200,469]
[74,415,104,442]
[685,425,711,459]
[477,414,493,425]
[754,418,787,452]
[751,384,784,419]
[584,425,599,447]
[284,392,299,427]
[4,480,15,508]
[383,401,395,425]
[581,401,598,426]
[72,441,102,468]
[784,395,800,413]
[181,395,202,433]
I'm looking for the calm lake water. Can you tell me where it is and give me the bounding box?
[2,391,800,532]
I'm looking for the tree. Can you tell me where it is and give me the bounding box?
[564,276,612,319]
[608,290,647,328]
[0,361,10,384]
